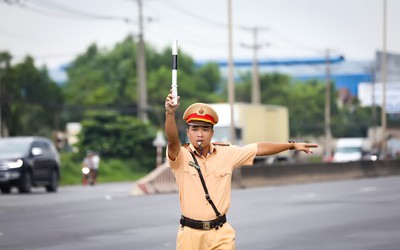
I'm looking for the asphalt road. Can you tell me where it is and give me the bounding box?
[1,176,400,250]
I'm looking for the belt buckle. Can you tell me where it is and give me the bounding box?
[203,221,211,230]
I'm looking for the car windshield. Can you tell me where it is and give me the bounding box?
[0,139,31,155]
[336,147,362,153]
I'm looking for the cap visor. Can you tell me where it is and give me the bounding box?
[187,121,214,127]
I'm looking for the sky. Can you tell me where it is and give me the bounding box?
[1,0,399,70]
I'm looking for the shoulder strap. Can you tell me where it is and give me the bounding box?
[189,152,221,218]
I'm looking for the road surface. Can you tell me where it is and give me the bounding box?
[1,176,400,250]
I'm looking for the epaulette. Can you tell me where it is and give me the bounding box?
[213,142,231,146]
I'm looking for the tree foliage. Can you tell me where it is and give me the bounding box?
[0,52,63,137]
[2,34,380,166]
[235,71,375,137]
[63,36,223,125]
[77,110,157,171]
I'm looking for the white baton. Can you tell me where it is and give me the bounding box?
[171,40,178,105]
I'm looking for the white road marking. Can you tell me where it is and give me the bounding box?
[360,186,377,192]
[304,193,316,198]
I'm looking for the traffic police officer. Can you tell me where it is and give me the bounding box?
[165,90,318,250]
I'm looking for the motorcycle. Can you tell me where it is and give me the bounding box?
[82,166,96,186]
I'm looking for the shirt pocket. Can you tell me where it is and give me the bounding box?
[213,168,232,192]
[183,164,198,176]
[183,164,201,191]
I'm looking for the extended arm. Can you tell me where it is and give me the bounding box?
[165,90,181,161]
[256,141,318,156]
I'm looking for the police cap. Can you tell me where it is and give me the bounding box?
[183,103,219,126]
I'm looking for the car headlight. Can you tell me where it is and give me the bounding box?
[370,155,378,161]
[7,159,24,169]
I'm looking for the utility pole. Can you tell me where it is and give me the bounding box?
[228,0,243,187]
[136,0,148,122]
[324,49,332,159]
[0,66,2,137]
[227,0,235,144]
[0,61,5,137]
[370,65,377,149]
[381,0,387,159]
[241,27,269,104]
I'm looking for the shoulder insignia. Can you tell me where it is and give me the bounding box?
[213,142,231,146]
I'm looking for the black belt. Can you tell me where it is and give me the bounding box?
[180,214,227,230]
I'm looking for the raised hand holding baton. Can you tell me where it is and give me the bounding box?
[171,40,178,105]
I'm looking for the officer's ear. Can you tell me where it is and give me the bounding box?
[186,125,190,136]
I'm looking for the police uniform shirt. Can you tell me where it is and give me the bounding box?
[168,142,257,221]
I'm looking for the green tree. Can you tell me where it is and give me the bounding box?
[0,52,63,137]
[288,79,328,136]
[235,72,337,137]
[331,99,376,138]
[78,110,157,171]
[63,35,223,129]
[0,52,12,136]
[236,72,291,104]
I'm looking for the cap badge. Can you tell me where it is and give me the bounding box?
[197,108,205,115]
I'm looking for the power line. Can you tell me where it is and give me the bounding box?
[31,0,134,22]
[269,28,324,55]
[2,0,340,67]
[152,0,226,28]
[3,0,136,22]
[150,0,329,57]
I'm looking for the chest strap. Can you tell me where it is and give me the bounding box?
[189,151,222,219]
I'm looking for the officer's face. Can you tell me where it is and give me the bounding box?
[186,123,214,148]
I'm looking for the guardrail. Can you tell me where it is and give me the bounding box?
[131,160,400,195]
[236,160,400,188]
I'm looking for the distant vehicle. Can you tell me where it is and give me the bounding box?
[254,155,292,165]
[209,103,291,162]
[0,136,61,194]
[333,138,370,163]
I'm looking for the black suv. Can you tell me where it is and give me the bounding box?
[0,136,61,194]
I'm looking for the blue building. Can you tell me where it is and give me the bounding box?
[296,73,372,96]
[197,57,373,97]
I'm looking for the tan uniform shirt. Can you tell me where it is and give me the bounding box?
[168,143,257,220]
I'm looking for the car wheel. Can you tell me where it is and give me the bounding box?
[0,184,12,194]
[45,170,58,192]
[18,171,32,193]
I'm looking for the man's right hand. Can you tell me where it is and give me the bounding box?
[165,89,180,114]
[165,89,181,161]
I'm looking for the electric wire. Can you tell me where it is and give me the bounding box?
[150,0,226,28]
[2,0,336,65]
[4,0,135,22]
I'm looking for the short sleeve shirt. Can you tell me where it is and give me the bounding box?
[168,143,258,220]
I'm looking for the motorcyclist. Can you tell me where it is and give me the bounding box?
[81,150,100,185]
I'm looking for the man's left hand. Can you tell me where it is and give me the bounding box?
[293,143,318,154]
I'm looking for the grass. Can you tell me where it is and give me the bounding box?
[59,153,149,186]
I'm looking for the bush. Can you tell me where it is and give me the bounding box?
[59,152,149,186]
[77,111,157,172]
